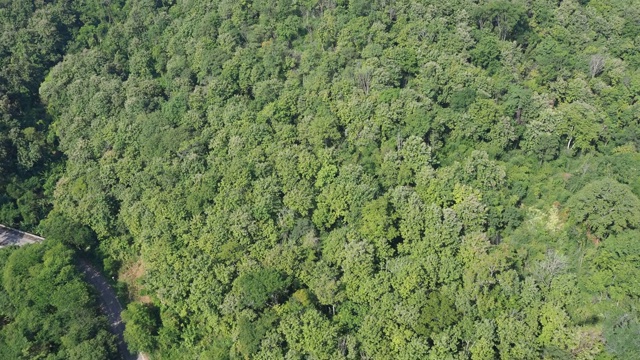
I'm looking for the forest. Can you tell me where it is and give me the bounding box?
[1,0,640,358]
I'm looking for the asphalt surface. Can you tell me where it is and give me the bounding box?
[1,224,141,360]
[0,224,44,247]
[78,258,139,360]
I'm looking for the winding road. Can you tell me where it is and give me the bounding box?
[78,258,139,360]
[0,224,141,360]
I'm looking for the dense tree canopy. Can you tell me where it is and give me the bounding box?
[568,178,640,240]
[2,0,640,358]
[0,0,88,230]
[0,242,117,359]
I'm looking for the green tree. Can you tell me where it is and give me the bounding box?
[122,302,160,353]
[39,210,96,250]
[0,242,116,359]
[474,0,529,41]
[233,268,290,310]
[567,178,640,240]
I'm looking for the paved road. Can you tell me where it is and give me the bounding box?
[78,258,139,360]
[0,224,44,247]
[1,224,142,360]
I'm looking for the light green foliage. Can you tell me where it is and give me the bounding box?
[3,0,640,358]
[279,305,339,359]
[582,231,640,300]
[122,302,160,353]
[313,164,377,228]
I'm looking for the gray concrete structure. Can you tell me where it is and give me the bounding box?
[0,224,44,248]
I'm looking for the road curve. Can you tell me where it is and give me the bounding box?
[78,258,139,360]
[0,224,142,360]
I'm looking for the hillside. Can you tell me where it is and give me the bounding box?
[2,0,640,358]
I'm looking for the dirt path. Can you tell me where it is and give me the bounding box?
[78,258,139,360]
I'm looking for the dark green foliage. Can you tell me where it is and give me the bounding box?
[473,0,529,41]
[582,231,640,300]
[470,34,502,74]
[0,0,89,230]
[236,310,278,358]
[0,242,116,359]
[532,37,575,83]
[602,309,640,358]
[39,210,97,250]
[415,291,460,336]
[450,89,478,112]
[567,179,640,240]
[234,269,290,310]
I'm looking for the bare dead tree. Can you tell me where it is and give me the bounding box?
[356,68,372,95]
[590,54,605,78]
[317,0,336,16]
[338,337,347,356]
[534,250,568,288]
[496,14,510,41]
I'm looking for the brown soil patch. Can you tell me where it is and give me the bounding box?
[586,228,600,245]
[120,259,145,282]
[119,259,151,303]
